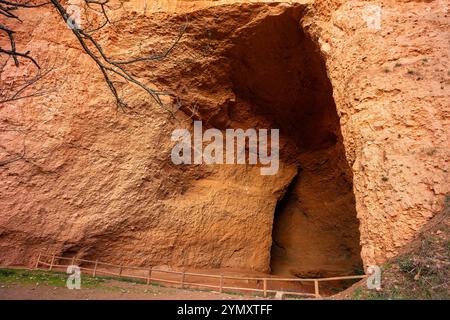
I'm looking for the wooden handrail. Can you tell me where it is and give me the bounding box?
[183,272,222,278]
[34,251,367,299]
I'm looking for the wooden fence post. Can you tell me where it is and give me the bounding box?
[49,253,55,271]
[93,260,98,277]
[263,279,267,298]
[147,268,152,285]
[181,272,185,289]
[314,280,320,299]
[34,252,41,269]
[219,275,223,293]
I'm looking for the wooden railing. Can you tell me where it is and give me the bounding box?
[35,252,367,299]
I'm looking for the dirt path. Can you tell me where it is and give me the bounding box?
[0,280,263,300]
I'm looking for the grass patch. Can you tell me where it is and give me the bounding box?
[0,268,106,288]
[224,290,244,296]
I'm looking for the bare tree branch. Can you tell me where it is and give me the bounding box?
[0,0,187,117]
[0,67,54,104]
[49,0,187,115]
[0,24,41,68]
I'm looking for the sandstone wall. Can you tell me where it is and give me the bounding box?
[302,0,449,264]
[0,0,448,273]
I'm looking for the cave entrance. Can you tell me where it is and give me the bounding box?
[227,6,363,278]
[269,151,364,278]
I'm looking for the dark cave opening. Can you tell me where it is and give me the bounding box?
[227,7,364,278]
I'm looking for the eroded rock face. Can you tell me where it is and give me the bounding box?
[0,0,448,276]
[303,0,450,265]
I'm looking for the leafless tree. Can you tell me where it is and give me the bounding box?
[0,0,193,166]
[0,0,188,115]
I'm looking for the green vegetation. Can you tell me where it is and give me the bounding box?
[0,268,105,288]
[350,199,449,300]
[0,268,251,298]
